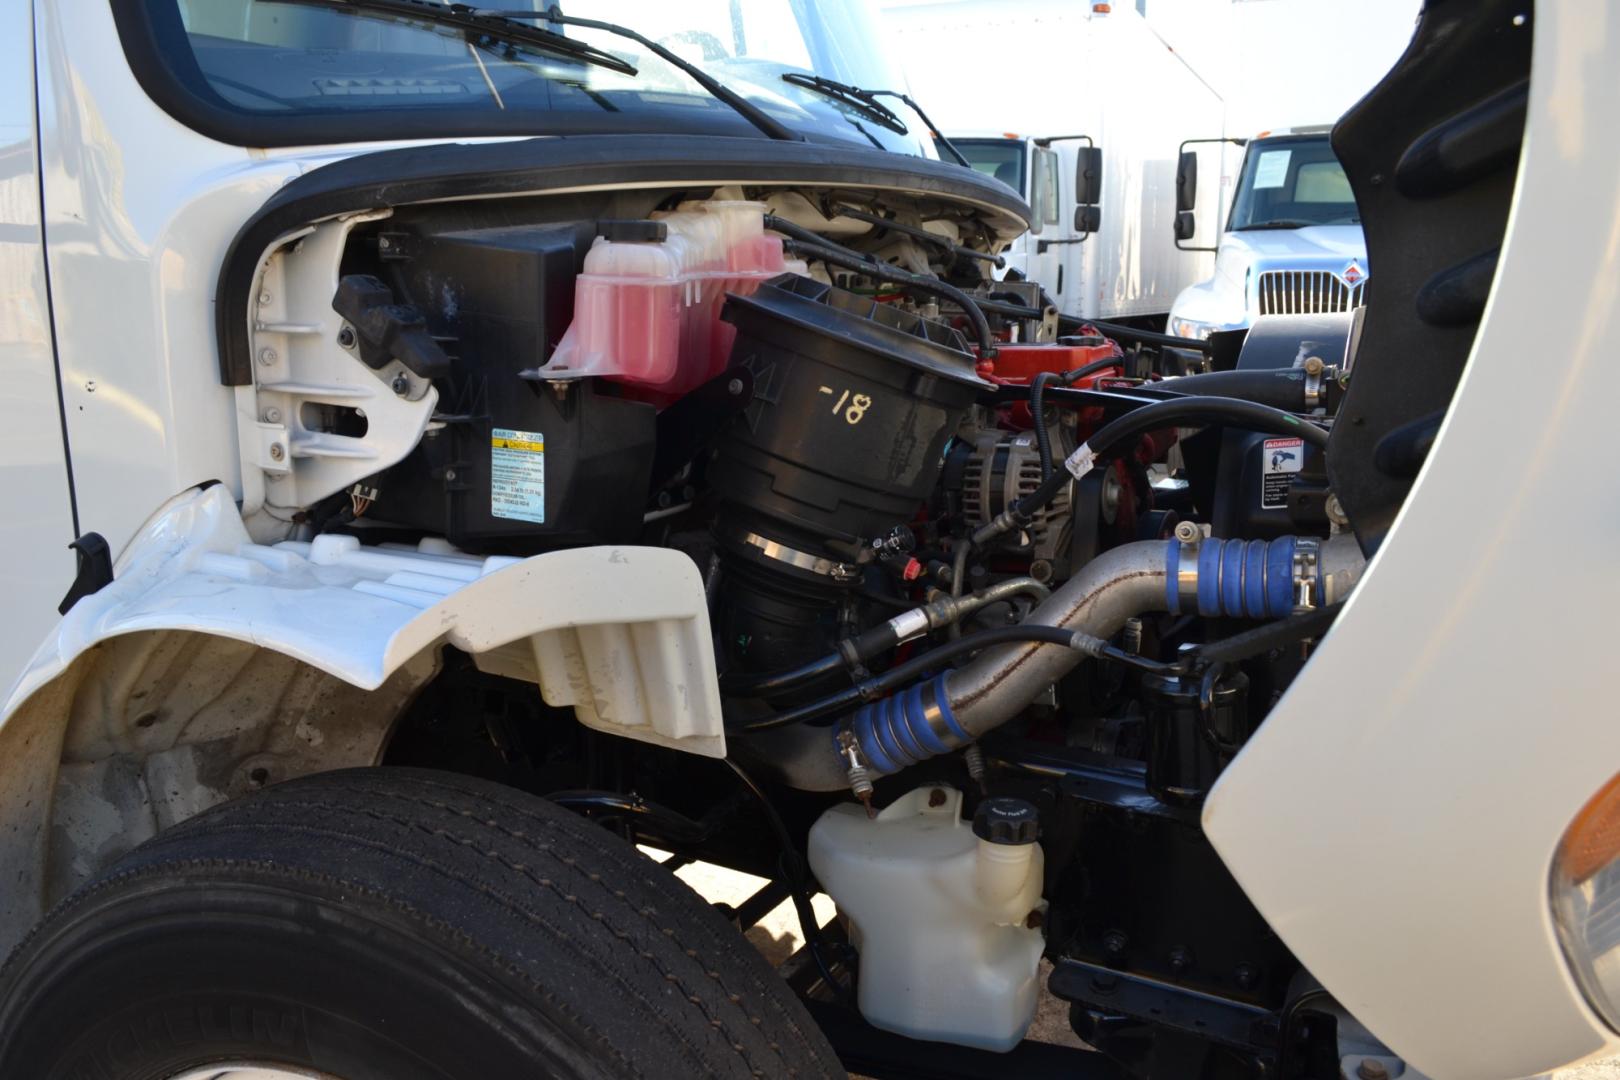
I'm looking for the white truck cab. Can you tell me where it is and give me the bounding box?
[0,4,1615,1080]
[1168,129,1369,341]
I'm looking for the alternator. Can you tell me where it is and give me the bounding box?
[960,430,1073,577]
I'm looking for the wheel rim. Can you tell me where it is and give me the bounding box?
[166,1067,346,1080]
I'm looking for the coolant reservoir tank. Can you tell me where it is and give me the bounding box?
[808,788,1046,1052]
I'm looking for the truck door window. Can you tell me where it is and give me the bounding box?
[1037,149,1061,227]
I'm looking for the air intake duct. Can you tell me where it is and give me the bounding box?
[710,274,989,683]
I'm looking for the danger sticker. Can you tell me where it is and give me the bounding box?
[1261,437,1303,510]
[491,427,546,524]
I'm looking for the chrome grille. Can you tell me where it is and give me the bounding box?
[1256,270,1365,315]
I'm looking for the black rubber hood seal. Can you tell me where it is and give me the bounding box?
[215,134,1032,385]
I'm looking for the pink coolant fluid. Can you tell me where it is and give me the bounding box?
[545,202,789,406]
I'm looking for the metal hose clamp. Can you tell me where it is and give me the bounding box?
[724,524,861,583]
[1291,538,1322,611]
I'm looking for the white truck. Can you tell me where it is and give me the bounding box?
[0,3,1612,1080]
[1168,128,1370,341]
[882,0,1228,324]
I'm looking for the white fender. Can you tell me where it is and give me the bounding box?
[0,485,722,757]
[4,483,725,758]
[0,483,723,952]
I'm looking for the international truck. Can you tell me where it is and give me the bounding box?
[1168,127,1372,341]
[0,3,1609,1080]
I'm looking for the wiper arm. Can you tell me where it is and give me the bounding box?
[1233,219,1319,231]
[781,74,907,136]
[781,74,971,167]
[275,0,637,76]
[471,7,802,141]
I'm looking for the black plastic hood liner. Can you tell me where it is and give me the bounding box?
[1325,0,1530,554]
[216,134,1032,385]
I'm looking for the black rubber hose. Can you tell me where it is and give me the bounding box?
[834,205,1005,268]
[722,652,844,697]
[1069,315,1215,355]
[764,216,997,356]
[974,395,1331,546]
[1030,371,1061,480]
[1192,603,1343,666]
[1063,355,1131,383]
[1157,368,1322,412]
[969,289,1216,355]
[1029,357,1129,480]
[729,624,1094,734]
[784,237,996,357]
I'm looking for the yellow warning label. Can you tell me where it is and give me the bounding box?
[491,435,544,453]
[491,427,545,524]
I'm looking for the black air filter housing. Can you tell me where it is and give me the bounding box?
[712,275,988,546]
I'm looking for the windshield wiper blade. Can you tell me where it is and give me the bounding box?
[781,74,907,136]
[274,0,637,75]
[471,7,801,141]
[1233,219,1320,231]
[780,74,971,167]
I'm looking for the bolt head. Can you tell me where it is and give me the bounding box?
[259,348,278,366]
[726,377,745,396]
[444,469,457,482]
[1233,962,1259,989]
[84,380,96,393]
[259,292,272,305]
[391,374,410,395]
[1303,356,1325,376]
[927,787,947,808]
[1102,929,1128,955]
[1173,520,1200,543]
[1356,1059,1391,1080]
[338,326,357,349]
[262,407,281,424]
[1168,946,1193,973]
[268,443,285,462]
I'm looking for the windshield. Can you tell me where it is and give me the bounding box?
[947,138,1026,197]
[1227,136,1359,231]
[126,1,937,154]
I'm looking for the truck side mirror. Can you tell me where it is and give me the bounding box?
[1176,150,1198,212]
[1075,205,1101,234]
[1174,211,1196,242]
[1075,147,1103,207]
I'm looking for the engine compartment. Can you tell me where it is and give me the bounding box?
[231,180,1368,1062]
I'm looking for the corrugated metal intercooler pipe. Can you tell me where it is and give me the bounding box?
[747,535,1363,792]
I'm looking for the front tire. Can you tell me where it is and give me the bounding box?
[0,767,838,1080]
